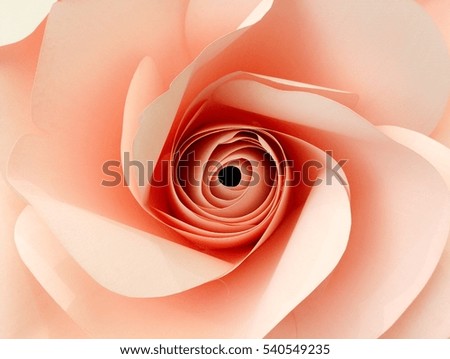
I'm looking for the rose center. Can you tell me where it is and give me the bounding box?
[218,166,241,187]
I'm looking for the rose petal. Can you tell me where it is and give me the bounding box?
[14,169,350,337]
[184,0,272,57]
[381,232,450,338]
[376,125,450,338]
[0,176,85,338]
[418,0,450,147]
[277,0,450,133]
[417,0,450,46]
[212,79,450,337]
[0,19,45,174]
[378,126,450,189]
[0,17,85,339]
[0,0,55,46]
[0,176,46,338]
[186,0,450,133]
[9,181,234,298]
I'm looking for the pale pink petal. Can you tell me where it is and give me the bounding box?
[418,0,450,147]
[196,0,449,133]
[378,126,450,189]
[432,100,450,148]
[13,171,350,337]
[417,1,450,45]
[0,0,55,46]
[382,235,450,338]
[0,176,46,338]
[184,0,272,56]
[0,17,85,339]
[238,0,274,29]
[0,177,86,338]
[142,0,450,137]
[0,19,45,173]
[264,312,297,339]
[376,125,450,338]
[211,79,450,337]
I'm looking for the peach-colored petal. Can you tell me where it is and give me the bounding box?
[238,0,274,29]
[210,79,450,337]
[0,0,55,46]
[432,99,450,148]
[0,176,45,338]
[381,233,450,338]
[0,20,46,174]
[417,0,450,46]
[418,0,450,147]
[378,126,450,189]
[193,0,449,133]
[0,177,86,338]
[376,125,450,338]
[13,170,350,337]
[0,17,85,339]
[184,0,272,57]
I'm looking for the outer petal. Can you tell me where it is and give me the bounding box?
[0,19,83,338]
[184,0,272,56]
[419,0,450,147]
[0,20,45,174]
[8,0,191,244]
[0,0,56,46]
[417,1,450,52]
[377,126,450,338]
[212,0,449,133]
[0,177,86,338]
[146,0,450,135]
[432,101,450,148]
[0,164,35,338]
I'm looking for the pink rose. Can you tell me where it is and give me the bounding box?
[1,0,449,338]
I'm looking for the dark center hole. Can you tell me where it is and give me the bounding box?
[218,166,241,187]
